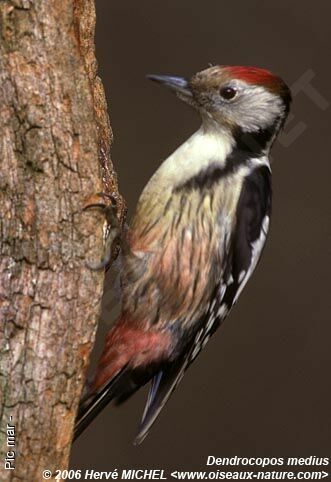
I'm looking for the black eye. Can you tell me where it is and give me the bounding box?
[220,86,237,100]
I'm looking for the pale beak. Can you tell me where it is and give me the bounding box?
[147,74,193,100]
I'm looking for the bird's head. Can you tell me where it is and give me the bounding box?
[148,65,291,153]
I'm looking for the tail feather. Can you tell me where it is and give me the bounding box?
[74,357,189,444]
[134,357,189,445]
[75,333,199,443]
[74,367,129,441]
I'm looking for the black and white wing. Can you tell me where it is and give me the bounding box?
[190,164,272,358]
[135,164,272,443]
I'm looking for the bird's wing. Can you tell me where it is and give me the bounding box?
[188,164,272,361]
[136,164,272,442]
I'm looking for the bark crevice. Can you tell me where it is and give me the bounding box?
[0,1,123,479]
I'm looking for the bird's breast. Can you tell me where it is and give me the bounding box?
[121,175,244,332]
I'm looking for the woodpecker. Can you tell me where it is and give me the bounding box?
[75,65,291,444]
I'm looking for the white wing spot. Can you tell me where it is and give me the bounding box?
[206,315,215,333]
[234,215,270,304]
[219,283,226,300]
[195,328,204,342]
[262,215,270,234]
[217,304,228,318]
[209,299,217,312]
[227,273,234,284]
[191,343,202,360]
[202,334,211,349]
[238,270,246,284]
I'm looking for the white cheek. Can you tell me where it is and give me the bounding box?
[233,86,283,132]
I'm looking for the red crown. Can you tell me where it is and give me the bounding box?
[224,66,286,94]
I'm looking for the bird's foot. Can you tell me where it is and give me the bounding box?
[83,192,121,270]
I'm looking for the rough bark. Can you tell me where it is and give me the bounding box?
[0,1,124,480]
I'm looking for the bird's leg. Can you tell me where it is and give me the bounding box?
[83,192,121,271]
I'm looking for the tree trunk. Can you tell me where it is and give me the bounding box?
[0,1,124,480]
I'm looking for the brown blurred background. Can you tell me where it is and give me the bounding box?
[71,0,331,472]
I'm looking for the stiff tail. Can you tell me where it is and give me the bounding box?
[74,368,130,441]
[74,330,200,444]
[134,356,189,445]
[74,358,188,444]
[74,322,175,442]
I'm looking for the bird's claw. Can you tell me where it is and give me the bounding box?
[83,192,121,271]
